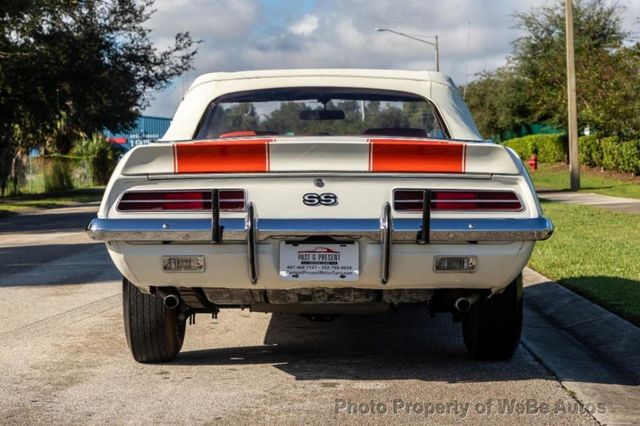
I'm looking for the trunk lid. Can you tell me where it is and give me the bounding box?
[119,136,521,176]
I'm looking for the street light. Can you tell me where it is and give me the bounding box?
[375,27,440,72]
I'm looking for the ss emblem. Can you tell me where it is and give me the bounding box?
[303,193,338,206]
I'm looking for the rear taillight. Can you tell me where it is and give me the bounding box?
[117,190,245,212]
[216,190,246,211]
[393,190,522,212]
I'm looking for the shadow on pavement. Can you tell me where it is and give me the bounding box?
[0,243,118,286]
[0,209,96,234]
[175,299,639,386]
[172,307,566,383]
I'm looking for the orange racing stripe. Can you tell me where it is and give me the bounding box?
[369,139,466,173]
[174,139,272,173]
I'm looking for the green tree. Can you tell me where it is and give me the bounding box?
[465,0,640,140]
[219,103,259,132]
[464,65,532,140]
[512,0,635,136]
[0,0,198,195]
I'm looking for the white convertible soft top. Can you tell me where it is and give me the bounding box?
[162,69,484,141]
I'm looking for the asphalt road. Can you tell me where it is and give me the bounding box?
[0,206,599,425]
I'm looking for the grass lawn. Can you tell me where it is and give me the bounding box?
[0,187,104,218]
[530,200,640,326]
[530,163,640,199]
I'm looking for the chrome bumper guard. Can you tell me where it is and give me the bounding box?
[86,202,553,284]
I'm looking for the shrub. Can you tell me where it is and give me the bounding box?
[503,134,567,163]
[91,141,119,185]
[44,157,74,192]
[616,140,640,174]
[72,134,120,185]
[578,134,601,167]
[503,133,640,174]
[600,137,620,171]
[578,135,640,175]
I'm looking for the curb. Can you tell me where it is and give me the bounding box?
[522,268,640,425]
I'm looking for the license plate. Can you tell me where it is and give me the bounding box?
[279,242,359,281]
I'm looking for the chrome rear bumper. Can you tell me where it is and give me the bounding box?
[86,211,553,243]
[87,202,552,285]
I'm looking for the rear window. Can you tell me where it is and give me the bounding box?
[194,87,448,139]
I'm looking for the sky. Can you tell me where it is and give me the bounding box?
[142,0,640,118]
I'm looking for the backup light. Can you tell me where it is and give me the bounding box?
[162,256,206,272]
[434,256,477,272]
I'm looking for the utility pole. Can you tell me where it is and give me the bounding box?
[565,0,580,190]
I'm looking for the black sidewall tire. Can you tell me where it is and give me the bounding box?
[462,274,523,361]
[123,278,185,363]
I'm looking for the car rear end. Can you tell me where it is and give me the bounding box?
[91,137,549,292]
[87,70,552,362]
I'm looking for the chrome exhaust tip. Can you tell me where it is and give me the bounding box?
[454,294,480,313]
[155,287,182,310]
[162,294,181,310]
[454,298,472,312]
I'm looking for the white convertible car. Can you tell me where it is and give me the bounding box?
[87,69,553,363]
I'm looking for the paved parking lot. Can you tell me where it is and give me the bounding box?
[0,206,602,424]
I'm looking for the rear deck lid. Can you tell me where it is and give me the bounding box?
[120,136,520,176]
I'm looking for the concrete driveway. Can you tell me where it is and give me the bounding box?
[0,206,605,424]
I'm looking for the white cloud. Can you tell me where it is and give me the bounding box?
[149,0,258,41]
[143,0,640,118]
[289,14,319,36]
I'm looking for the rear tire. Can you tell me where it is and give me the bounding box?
[122,278,186,363]
[462,273,523,360]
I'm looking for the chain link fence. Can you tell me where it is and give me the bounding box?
[7,151,118,195]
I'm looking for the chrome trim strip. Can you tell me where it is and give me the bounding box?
[86,218,244,242]
[380,203,391,284]
[256,218,382,240]
[86,217,554,242]
[146,172,495,180]
[211,189,221,243]
[418,189,431,244]
[393,218,554,241]
[246,203,258,284]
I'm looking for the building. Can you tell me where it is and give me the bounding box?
[105,116,172,150]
